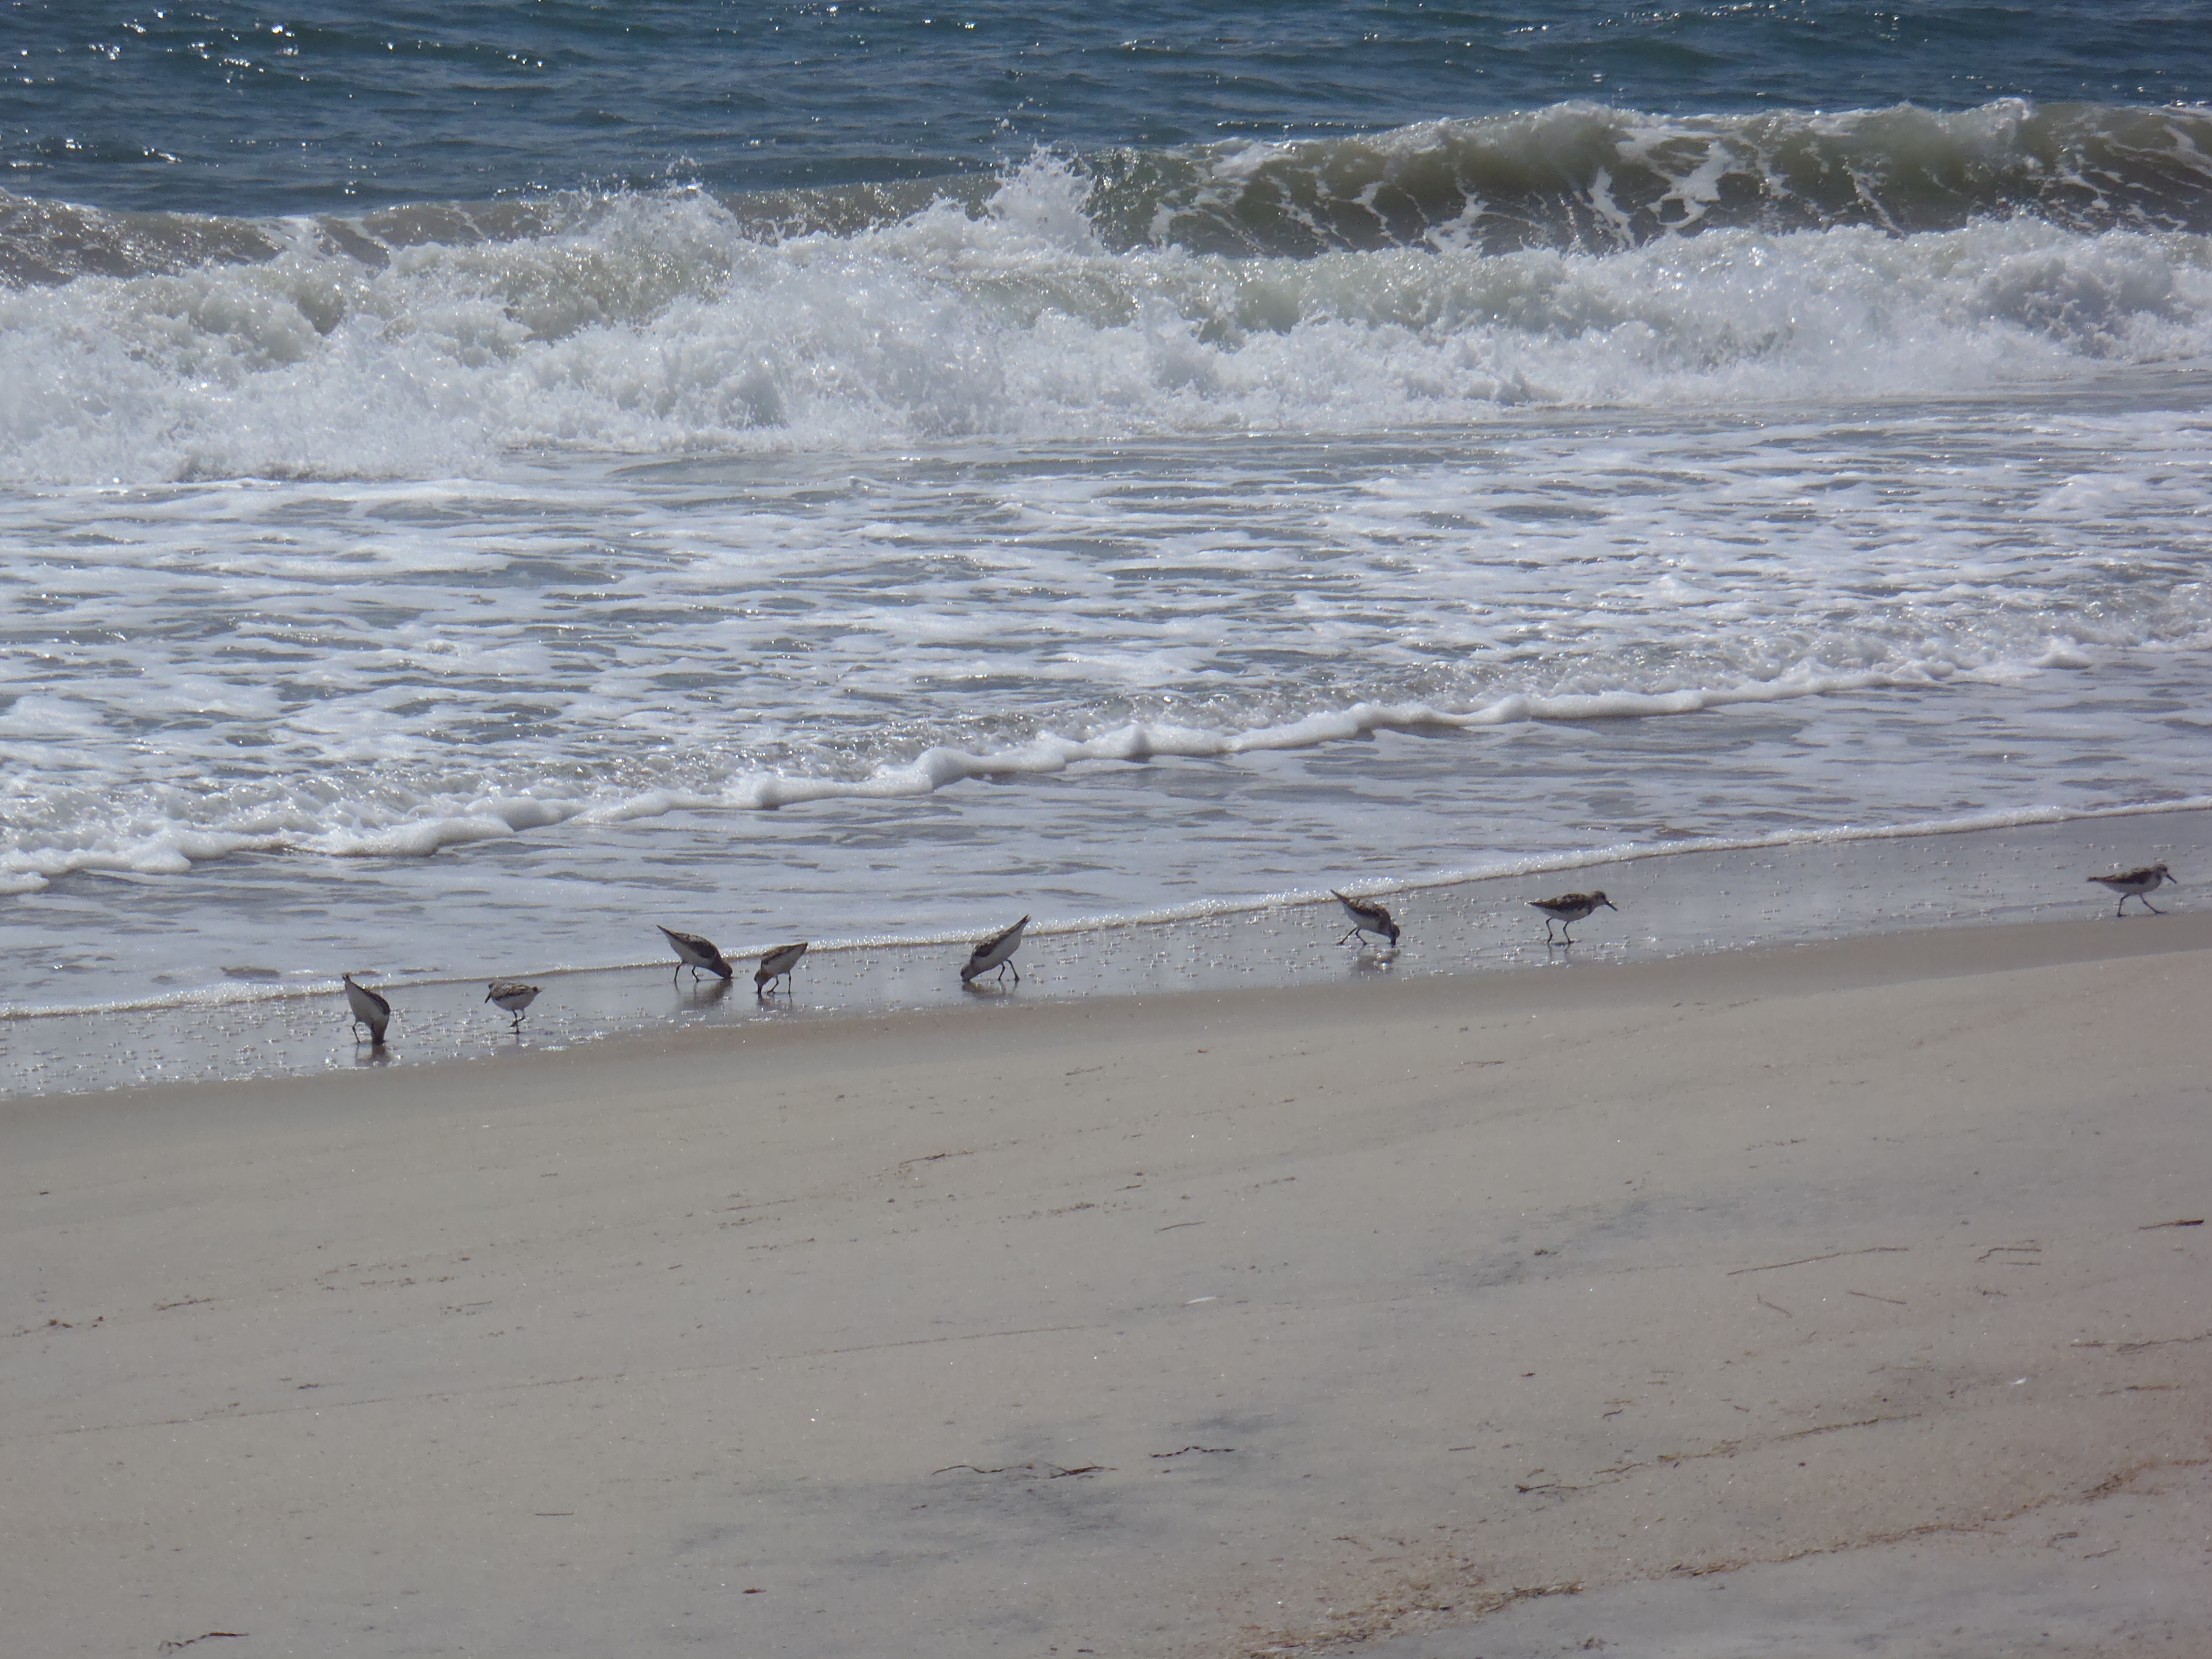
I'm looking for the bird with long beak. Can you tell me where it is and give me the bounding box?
[961,915,1029,986]
[659,925,735,984]
[755,941,808,996]
[342,973,392,1045]
[1528,890,1618,946]
[485,980,540,1031]
[2088,862,2176,917]
[1331,890,1400,949]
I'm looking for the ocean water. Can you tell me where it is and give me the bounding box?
[4,3,2211,1080]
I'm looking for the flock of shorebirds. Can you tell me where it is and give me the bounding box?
[335,861,2181,1049]
[339,913,1033,1048]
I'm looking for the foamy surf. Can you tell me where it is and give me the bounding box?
[6,147,2212,485]
[0,643,2173,896]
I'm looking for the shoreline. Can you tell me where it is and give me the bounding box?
[6,806,2209,1101]
[4,916,2207,1655]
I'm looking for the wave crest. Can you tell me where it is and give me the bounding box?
[3,134,2211,482]
[1087,100,2212,256]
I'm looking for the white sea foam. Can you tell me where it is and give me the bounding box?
[0,650,2178,897]
[3,162,2210,484]
[5,371,2210,910]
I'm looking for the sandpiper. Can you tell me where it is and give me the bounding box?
[659,925,735,984]
[961,914,1029,986]
[342,973,391,1046]
[1331,889,1400,949]
[756,941,808,995]
[485,980,540,1031]
[1529,890,1618,945]
[2088,861,2176,917]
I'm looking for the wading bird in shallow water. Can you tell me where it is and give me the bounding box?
[342,973,391,1046]
[962,915,1029,986]
[1529,890,1618,946]
[2089,862,2176,917]
[1331,890,1400,949]
[659,925,735,984]
[485,980,540,1032]
[755,941,807,996]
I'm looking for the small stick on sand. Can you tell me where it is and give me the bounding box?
[1727,1245,1907,1276]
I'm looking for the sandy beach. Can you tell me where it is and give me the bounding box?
[4,916,2208,1657]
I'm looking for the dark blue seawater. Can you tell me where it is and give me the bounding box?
[7,2,2210,215]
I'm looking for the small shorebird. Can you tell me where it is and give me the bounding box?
[1331,890,1400,949]
[659,925,735,984]
[485,980,540,1031]
[1529,890,1618,945]
[342,973,391,1046]
[2088,861,2176,917]
[961,914,1029,986]
[755,941,808,995]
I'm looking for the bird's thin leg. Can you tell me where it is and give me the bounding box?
[2117,895,2130,917]
[1338,927,1360,945]
[672,963,681,984]
[2144,898,2164,915]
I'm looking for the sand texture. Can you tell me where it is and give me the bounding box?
[4,918,2208,1656]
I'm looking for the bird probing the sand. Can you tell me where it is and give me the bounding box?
[962,915,1029,986]
[2088,862,2176,917]
[1529,890,1618,946]
[756,941,808,995]
[659,925,735,984]
[1331,890,1400,949]
[485,980,540,1031]
[342,973,391,1045]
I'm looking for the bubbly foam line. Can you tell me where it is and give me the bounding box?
[10,795,2208,1022]
[0,653,2095,894]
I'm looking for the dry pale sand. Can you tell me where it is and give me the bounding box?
[3,917,2208,1658]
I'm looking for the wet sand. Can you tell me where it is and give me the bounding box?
[3,916,2207,1656]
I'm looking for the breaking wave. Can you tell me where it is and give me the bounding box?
[3,120,2210,483]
